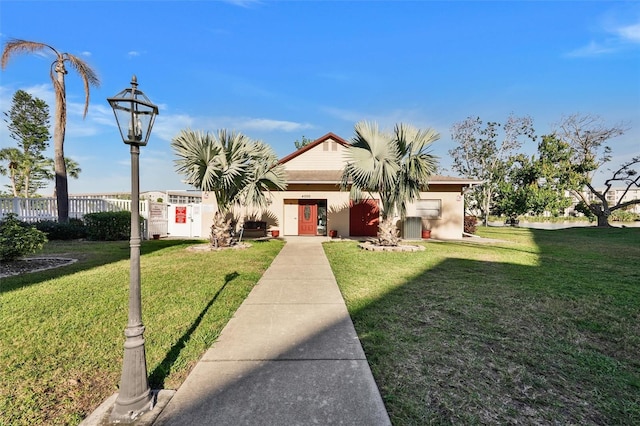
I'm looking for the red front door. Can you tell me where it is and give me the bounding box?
[349,199,379,237]
[298,201,318,235]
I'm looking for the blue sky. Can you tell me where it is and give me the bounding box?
[1,0,639,194]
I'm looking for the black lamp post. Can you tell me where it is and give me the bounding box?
[107,75,159,422]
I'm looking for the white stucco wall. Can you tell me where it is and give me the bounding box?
[403,189,465,239]
[201,186,466,240]
[266,190,351,236]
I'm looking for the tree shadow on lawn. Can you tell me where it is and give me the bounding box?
[0,238,204,294]
[338,227,640,424]
[148,272,240,389]
[122,229,638,425]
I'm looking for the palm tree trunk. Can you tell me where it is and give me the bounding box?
[24,172,29,198]
[10,169,18,197]
[54,61,69,223]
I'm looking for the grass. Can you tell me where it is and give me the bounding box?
[0,238,284,426]
[323,226,640,425]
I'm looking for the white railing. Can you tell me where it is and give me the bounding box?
[0,197,144,222]
[0,197,169,239]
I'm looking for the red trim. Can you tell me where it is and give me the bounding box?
[278,132,349,165]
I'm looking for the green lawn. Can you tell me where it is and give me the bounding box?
[0,238,284,426]
[3,228,638,425]
[324,227,640,425]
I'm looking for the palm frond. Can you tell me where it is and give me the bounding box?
[172,129,220,190]
[172,128,288,215]
[1,39,53,69]
[66,53,100,118]
[346,121,399,192]
[342,121,440,221]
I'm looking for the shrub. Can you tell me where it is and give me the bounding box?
[610,209,639,222]
[83,211,136,241]
[34,218,87,240]
[464,215,478,234]
[0,213,48,261]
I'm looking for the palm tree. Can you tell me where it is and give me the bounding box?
[341,121,439,246]
[2,39,100,222]
[0,147,22,196]
[38,157,82,196]
[171,129,287,246]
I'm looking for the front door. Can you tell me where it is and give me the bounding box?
[298,201,318,235]
[349,199,379,237]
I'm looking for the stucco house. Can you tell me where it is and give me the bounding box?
[200,132,481,240]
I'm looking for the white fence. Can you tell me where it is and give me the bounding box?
[0,197,168,239]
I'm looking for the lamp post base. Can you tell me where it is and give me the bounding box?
[109,323,152,423]
[109,390,153,423]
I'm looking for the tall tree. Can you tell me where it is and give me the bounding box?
[554,113,636,227]
[0,89,51,197]
[294,135,314,150]
[171,129,287,246]
[449,114,536,225]
[531,134,576,215]
[2,39,99,222]
[341,121,439,246]
[492,135,574,219]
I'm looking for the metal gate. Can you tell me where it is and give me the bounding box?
[167,204,202,238]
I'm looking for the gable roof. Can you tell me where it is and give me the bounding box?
[278,131,483,186]
[278,132,349,165]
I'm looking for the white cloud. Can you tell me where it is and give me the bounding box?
[320,106,431,129]
[152,114,196,141]
[89,103,118,126]
[0,86,12,115]
[566,40,619,58]
[321,106,364,123]
[128,51,141,58]
[129,111,315,146]
[234,118,313,132]
[221,0,262,8]
[22,83,55,105]
[614,22,640,43]
[568,18,640,57]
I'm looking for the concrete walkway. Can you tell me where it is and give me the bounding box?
[153,237,391,425]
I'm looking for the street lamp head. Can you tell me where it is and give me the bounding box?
[107,75,159,146]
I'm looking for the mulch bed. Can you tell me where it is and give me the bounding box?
[0,257,78,278]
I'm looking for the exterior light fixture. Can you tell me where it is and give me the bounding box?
[107,75,159,422]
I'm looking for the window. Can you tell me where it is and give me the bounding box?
[323,140,338,151]
[416,199,441,219]
[168,195,202,204]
